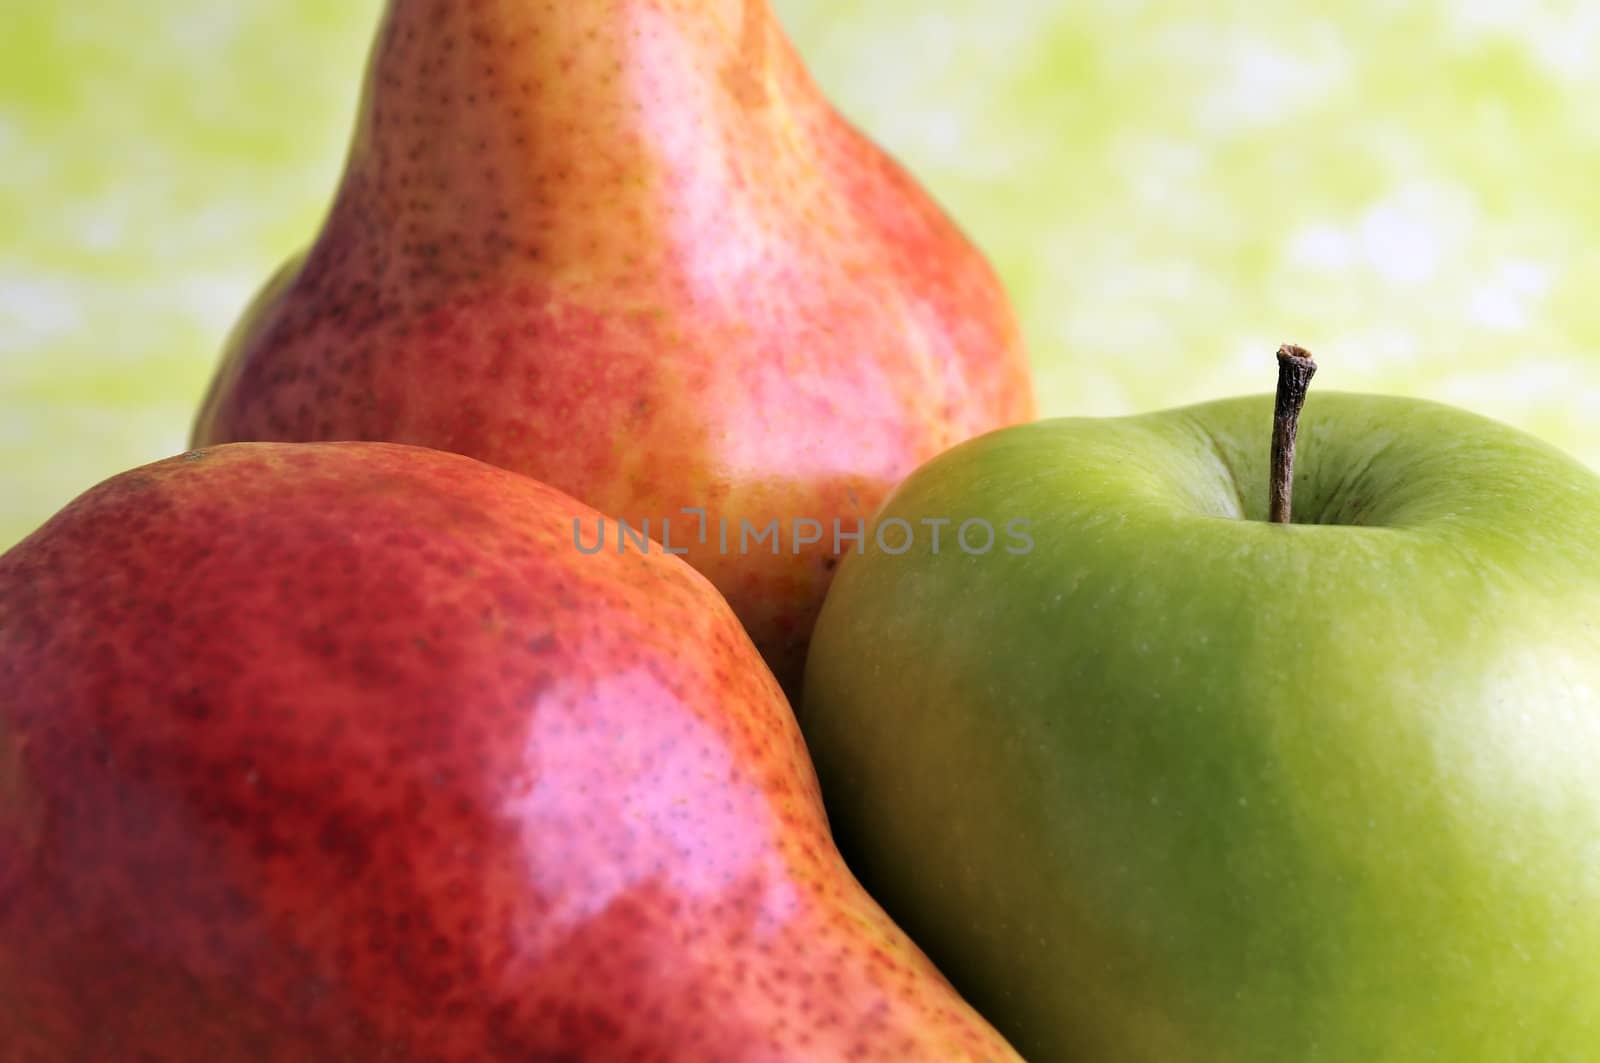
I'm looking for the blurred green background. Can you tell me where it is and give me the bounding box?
[4,1,1599,549]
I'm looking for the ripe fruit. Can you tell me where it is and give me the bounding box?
[0,442,1017,1061]
[802,382,1600,1060]
[191,0,1036,692]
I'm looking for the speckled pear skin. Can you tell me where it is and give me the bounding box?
[0,442,1018,1062]
[190,0,1036,693]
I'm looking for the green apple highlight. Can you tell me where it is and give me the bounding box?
[800,376,1600,1061]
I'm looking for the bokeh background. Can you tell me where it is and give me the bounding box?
[5,0,1599,549]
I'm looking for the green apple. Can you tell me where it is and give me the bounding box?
[799,367,1600,1061]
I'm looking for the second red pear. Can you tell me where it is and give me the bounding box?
[191,0,1037,691]
[0,443,1019,1061]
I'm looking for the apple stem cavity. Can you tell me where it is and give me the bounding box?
[1269,344,1318,524]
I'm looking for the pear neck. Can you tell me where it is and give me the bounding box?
[337,0,800,277]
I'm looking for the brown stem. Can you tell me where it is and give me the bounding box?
[1269,344,1317,524]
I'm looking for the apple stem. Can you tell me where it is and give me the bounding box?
[1270,344,1317,524]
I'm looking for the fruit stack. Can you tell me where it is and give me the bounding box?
[5,2,1600,1060]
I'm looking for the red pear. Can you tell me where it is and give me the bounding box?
[190,0,1036,691]
[0,443,1016,1061]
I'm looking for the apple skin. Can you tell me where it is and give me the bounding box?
[189,0,1036,694]
[0,442,1018,1062]
[800,393,1600,1061]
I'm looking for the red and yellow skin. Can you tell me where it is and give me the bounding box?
[190,0,1036,692]
[0,443,1017,1062]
